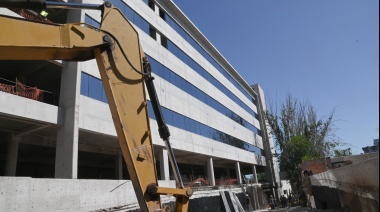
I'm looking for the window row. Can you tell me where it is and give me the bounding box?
[80,72,264,156]
[80,72,108,104]
[85,15,100,28]
[84,12,260,133]
[164,39,258,118]
[146,55,261,135]
[84,15,259,124]
[107,0,150,34]
[147,1,256,105]
[147,101,264,156]
[104,0,258,120]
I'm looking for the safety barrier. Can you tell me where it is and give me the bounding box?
[0,78,44,101]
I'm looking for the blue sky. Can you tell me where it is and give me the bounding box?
[174,0,379,154]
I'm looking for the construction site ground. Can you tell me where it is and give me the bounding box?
[258,206,341,212]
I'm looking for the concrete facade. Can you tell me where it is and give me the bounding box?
[252,84,282,200]
[0,0,281,210]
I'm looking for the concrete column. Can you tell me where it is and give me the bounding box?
[275,186,281,203]
[55,62,81,179]
[235,162,242,184]
[253,186,260,211]
[207,157,215,186]
[154,4,160,16]
[156,32,162,45]
[67,0,84,22]
[272,187,278,203]
[115,151,123,179]
[252,165,258,184]
[5,134,20,176]
[159,148,170,180]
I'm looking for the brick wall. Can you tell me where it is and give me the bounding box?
[301,158,332,175]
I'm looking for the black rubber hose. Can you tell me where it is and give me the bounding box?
[0,0,46,10]
[142,57,171,140]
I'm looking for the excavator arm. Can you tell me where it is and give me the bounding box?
[0,1,192,211]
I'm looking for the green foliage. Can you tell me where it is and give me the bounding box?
[265,94,342,188]
[280,135,314,183]
[334,148,352,157]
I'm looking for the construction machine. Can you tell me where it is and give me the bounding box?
[0,0,192,211]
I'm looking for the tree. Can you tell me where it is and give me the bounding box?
[265,94,341,188]
[281,135,314,184]
[334,148,352,157]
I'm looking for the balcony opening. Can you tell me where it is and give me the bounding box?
[148,0,155,11]
[0,60,62,106]
[161,35,168,49]
[149,26,157,40]
[159,9,166,20]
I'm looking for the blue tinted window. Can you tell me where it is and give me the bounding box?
[179,115,185,130]
[123,4,134,20]
[166,108,173,125]
[88,76,102,101]
[113,1,125,12]
[80,73,89,96]
[147,101,155,119]
[184,118,190,131]
[108,0,150,34]
[101,87,108,103]
[161,39,258,118]
[84,14,100,28]
[85,1,260,133]
[160,10,256,105]
[145,55,260,135]
[107,1,257,116]
[80,72,108,104]
[133,13,143,29]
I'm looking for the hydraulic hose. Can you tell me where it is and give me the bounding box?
[143,57,185,189]
[0,0,102,10]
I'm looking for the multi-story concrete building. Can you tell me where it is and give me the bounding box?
[0,0,280,210]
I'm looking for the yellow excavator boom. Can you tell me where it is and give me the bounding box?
[0,1,192,211]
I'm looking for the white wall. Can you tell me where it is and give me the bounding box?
[280,180,292,197]
[0,177,175,212]
[0,92,63,125]
[79,96,266,165]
